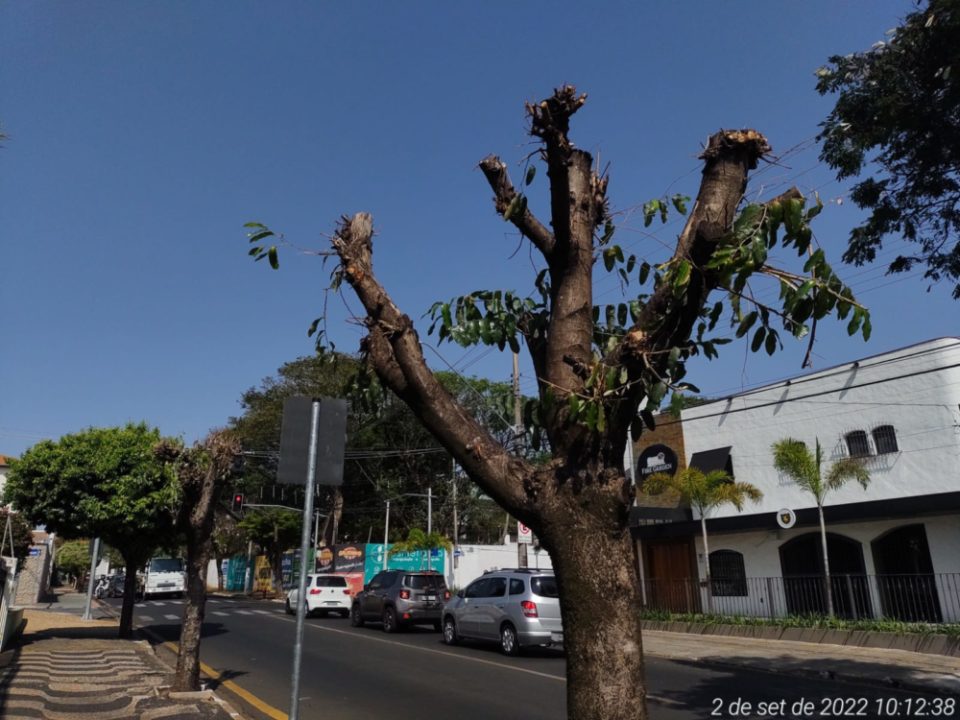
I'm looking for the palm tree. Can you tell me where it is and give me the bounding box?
[644,467,762,612]
[388,528,453,570]
[771,438,870,618]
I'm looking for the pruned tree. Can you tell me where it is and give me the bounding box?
[155,429,241,692]
[644,467,762,612]
[771,437,870,618]
[388,528,452,571]
[238,507,302,594]
[247,86,868,720]
[4,423,177,638]
[817,0,960,297]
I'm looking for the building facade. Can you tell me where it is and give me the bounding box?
[630,337,960,623]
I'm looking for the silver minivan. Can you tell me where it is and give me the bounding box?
[441,569,563,655]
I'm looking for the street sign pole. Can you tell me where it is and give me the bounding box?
[81,537,100,621]
[288,400,320,720]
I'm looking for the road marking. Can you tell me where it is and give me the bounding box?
[253,610,272,615]
[162,641,287,720]
[139,615,154,622]
[211,611,229,617]
[164,614,180,621]
[235,610,254,616]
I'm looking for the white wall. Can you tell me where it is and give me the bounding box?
[448,543,553,590]
[681,338,960,519]
[687,515,960,621]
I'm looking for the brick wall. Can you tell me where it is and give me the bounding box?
[633,412,687,509]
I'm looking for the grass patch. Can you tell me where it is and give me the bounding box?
[639,610,960,637]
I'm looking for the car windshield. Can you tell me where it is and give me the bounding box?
[531,576,559,598]
[404,575,446,590]
[149,559,182,573]
[314,576,347,587]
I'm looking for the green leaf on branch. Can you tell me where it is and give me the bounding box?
[671,194,689,215]
[268,246,279,269]
[524,165,536,186]
[751,326,766,353]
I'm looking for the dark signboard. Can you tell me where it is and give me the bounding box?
[334,544,366,574]
[315,546,335,573]
[637,443,679,478]
[277,397,347,486]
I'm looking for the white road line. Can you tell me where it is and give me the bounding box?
[253,610,272,615]
[138,615,154,622]
[164,614,180,621]
[235,610,254,616]
[211,611,229,617]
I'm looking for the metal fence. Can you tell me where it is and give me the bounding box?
[642,573,960,623]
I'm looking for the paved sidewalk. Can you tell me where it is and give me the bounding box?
[0,600,240,720]
[643,629,960,695]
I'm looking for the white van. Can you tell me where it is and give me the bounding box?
[142,557,186,599]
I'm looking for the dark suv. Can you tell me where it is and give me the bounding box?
[350,570,451,632]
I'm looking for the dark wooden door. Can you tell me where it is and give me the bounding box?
[645,538,700,613]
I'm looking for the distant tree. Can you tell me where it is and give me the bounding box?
[0,509,33,564]
[212,510,248,589]
[155,429,241,692]
[5,424,177,638]
[388,528,452,570]
[817,0,960,297]
[238,508,302,594]
[644,468,762,612]
[771,438,870,617]
[54,539,90,588]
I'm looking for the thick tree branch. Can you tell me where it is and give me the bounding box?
[479,155,556,258]
[606,130,778,441]
[332,213,532,513]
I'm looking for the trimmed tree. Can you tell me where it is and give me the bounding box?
[155,429,241,692]
[771,437,870,617]
[4,423,177,638]
[643,468,762,612]
[388,528,452,571]
[248,86,868,720]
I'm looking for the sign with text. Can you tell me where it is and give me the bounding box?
[637,443,679,478]
[517,522,533,544]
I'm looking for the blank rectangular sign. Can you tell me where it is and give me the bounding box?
[277,396,347,486]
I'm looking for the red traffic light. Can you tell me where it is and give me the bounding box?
[232,493,244,512]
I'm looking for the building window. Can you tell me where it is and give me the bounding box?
[872,425,899,454]
[845,430,871,458]
[709,550,747,597]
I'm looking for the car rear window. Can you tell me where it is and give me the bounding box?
[404,574,446,590]
[531,576,559,598]
[314,576,347,587]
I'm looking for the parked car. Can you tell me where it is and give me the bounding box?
[441,569,563,655]
[350,570,450,632]
[286,574,353,617]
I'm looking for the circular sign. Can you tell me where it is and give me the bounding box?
[776,508,797,529]
[637,444,679,478]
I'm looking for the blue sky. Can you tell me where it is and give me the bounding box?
[2,1,953,458]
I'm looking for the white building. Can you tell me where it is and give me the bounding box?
[631,337,960,623]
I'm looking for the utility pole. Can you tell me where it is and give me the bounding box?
[513,352,527,569]
[383,500,390,570]
[427,486,432,536]
[451,458,458,570]
[81,537,100,621]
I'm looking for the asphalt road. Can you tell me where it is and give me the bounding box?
[114,595,952,720]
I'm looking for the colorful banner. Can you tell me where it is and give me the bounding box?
[362,544,445,584]
[334,544,365,573]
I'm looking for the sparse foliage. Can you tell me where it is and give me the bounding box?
[248,86,867,720]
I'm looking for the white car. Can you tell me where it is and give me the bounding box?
[286,574,352,617]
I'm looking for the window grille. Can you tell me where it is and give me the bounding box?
[872,425,899,454]
[709,550,747,596]
[845,430,871,458]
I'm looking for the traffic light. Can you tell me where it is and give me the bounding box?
[232,493,244,513]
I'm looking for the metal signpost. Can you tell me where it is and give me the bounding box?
[279,397,346,720]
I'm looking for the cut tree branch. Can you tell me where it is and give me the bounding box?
[479,155,556,259]
[331,213,532,513]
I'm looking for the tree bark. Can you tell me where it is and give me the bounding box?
[546,490,648,720]
[174,538,210,691]
[119,557,141,639]
[700,515,713,614]
[818,504,835,618]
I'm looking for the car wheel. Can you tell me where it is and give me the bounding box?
[285,598,294,615]
[382,606,398,633]
[500,623,520,656]
[350,604,364,627]
[442,616,458,646]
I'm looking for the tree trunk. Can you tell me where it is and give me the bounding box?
[174,538,210,691]
[118,558,140,639]
[700,515,713,614]
[818,504,834,618]
[548,506,648,720]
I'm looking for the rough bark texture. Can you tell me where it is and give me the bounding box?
[329,86,783,720]
[118,558,142,639]
[160,430,240,692]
